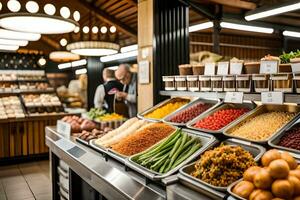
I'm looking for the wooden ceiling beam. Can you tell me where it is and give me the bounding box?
[78,0,137,38]
[208,0,257,10]
[41,36,60,50]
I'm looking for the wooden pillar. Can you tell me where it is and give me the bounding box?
[137,0,189,111]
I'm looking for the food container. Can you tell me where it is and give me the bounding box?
[179,138,265,192]
[187,102,255,134]
[224,104,300,144]
[271,73,293,93]
[244,62,260,74]
[223,75,236,92]
[107,148,128,164]
[268,122,300,155]
[252,74,270,92]
[137,97,189,122]
[175,76,187,91]
[199,75,211,92]
[89,139,108,155]
[162,98,222,127]
[192,64,204,75]
[236,74,252,93]
[186,75,199,92]
[162,76,175,91]
[179,64,193,75]
[125,129,217,181]
[211,76,223,92]
[294,73,300,93]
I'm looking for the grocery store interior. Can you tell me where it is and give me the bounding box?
[1,0,300,200]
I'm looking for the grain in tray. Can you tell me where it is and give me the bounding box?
[111,123,175,156]
[228,111,296,141]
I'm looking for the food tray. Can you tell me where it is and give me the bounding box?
[75,137,90,147]
[137,97,189,122]
[186,102,256,134]
[89,139,108,155]
[179,138,265,192]
[162,98,222,127]
[106,149,128,164]
[268,121,300,154]
[224,104,300,144]
[125,129,217,181]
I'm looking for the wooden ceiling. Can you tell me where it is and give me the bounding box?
[15,0,300,54]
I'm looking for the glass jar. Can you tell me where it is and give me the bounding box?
[223,75,236,92]
[236,74,252,92]
[211,75,223,92]
[199,75,211,92]
[252,74,270,92]
[162,76,175,91]
[187,75,199,91]
[175,76,187,91]
[294,73,300,93]
[271,73,293,93]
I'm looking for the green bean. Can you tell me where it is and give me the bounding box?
[171,143,201,169]
[140,145,172,166]
[168,133,182,158]
[150,153,169,172]
[169,133,188,166]
[159,158,170,173]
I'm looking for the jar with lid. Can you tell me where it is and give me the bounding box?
[271,73,293,93]
[294,73,300,93]
[175,76,187,91]
[236,74,252,92]
[186,75,199,91]
[252,74,270,92]
[199,75,211,92]
[211,75,223,92]
[223,75,236,92]
[162,76,175,91]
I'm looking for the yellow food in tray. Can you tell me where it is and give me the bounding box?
[97,113,124,121]
[145,99,189,119]
[228,111,296,141]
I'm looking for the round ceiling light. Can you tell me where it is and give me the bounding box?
[0,28,40,41]
[0,44,19,51]
[92,26,98,34]
[74,26,80,33]
[0,1,78,34]
[49,51,80,62]
[38,57,46,66]
[100,26,107,34]
[60,38,67,46]
[66,41,119,56]
[83,26,89,34]
[0,38,28,46]
[73,11,80,22]
[110,26,116,33]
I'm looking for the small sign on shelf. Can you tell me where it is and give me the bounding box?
[57,120,71,137]
[217,62,229,75]
[225,92,244,104]
[261,91,284,105]
[204,63,216,75]
[230,62,243,75]
[260,60,279,74]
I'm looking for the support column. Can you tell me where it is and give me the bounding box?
[212,20,221,54]
[137,0,189,111]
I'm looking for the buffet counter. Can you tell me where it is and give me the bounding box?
[45,126,228,200]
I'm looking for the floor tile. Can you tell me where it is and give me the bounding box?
[35,193,51,200]
[6,190,33,200]
[0,194,6,200]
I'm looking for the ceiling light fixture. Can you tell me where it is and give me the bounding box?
[67,41,119,56]
[283,30,300,38]
[72,59,87,67]
[0,28,40,41]
[0,1,78,34]
[60,38,67,46]
[38,57,46,66]
[74,26,80,33]
[220,22,274,34]
[245,2,300,21]
[49,51,80,62]
[189,21,213,32]
[120,44,138,53]
[109,26,116,33]
[100,26,107,34]
[92,26,98,34]
[100,50,138,62]
[75,68,87,75]
[83,26,89,34]
[73,11,80,21]
[58,62,72,69]
[0,38,28,46]
[0,44,19,51]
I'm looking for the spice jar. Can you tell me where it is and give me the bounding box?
[192,64,204,75]
[223,75,236,92]
[178,64,193,75]
[294,73,300,93]
[162,76,175,91]
[175,76,187,91]
[236,74,252,92]
[252,74,270,92]
[211,75,223,92]
[187,75,200,91]
[271,73,293,93]
[199,75,211,92]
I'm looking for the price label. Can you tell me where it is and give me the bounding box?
[261,92,284,105]
[138,60,150,84]
[260,60,279,74]
[230,62,243,75]
[204,63,215,75]
[57,120,71,137]
[225,92,244,104]
[217,62,229,75]
[291,63,300,73]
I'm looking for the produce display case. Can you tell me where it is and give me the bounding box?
[126,129,217,181]
[179,139,265,192]
[162,98,221,127]
[223,75,236,92]
[187,102,256,134]
[236,74,252,93]
[252,74,270,92]
[224,104,300,144]
[211,76,223,92]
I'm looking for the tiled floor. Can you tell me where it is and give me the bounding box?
[0,160,51,200]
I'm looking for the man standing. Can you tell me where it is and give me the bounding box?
[115,64,137,118]
[94,68,123,113]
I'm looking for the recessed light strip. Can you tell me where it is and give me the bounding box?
[220,22,274,34]
[189,21,213,32]
[283,30,300,38]
[245,2,300,21]
[75,68,87,75]
[120,44,138,53]
[0,28,40,41]
[0,38,28,46]
[100,50,138,63]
